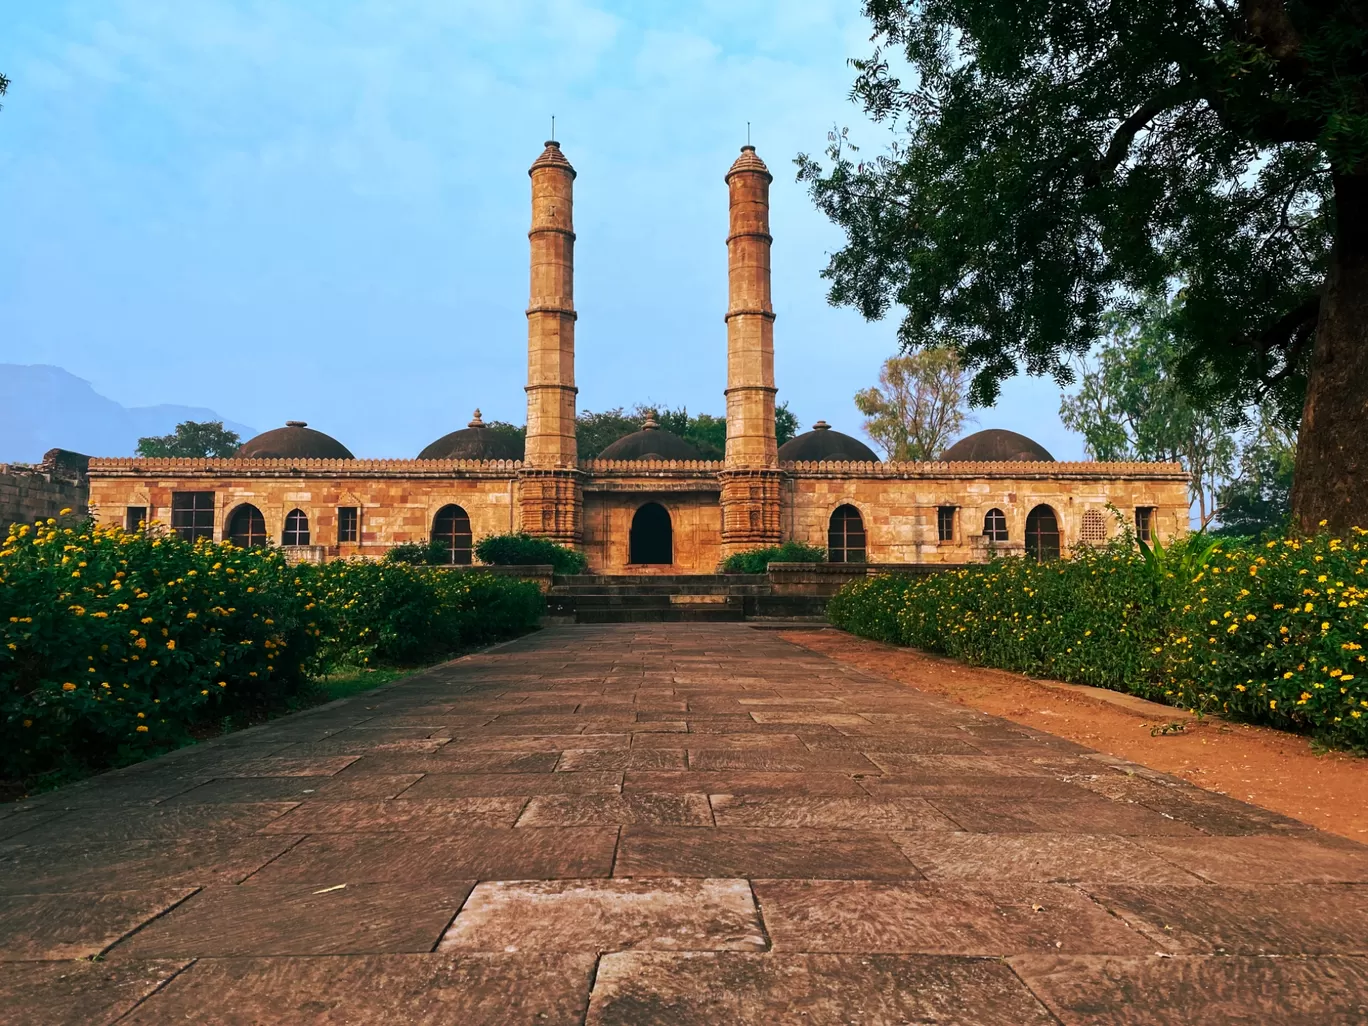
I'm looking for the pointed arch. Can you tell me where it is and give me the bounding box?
[1025,505,1061,562]
[282,509,310,546]
[432,504,473,565]
[828,504,867,563]
[226,504,267,548]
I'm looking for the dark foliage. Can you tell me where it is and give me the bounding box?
[474,533,589,574]
[136,421,242,458]
[720,540,828,574]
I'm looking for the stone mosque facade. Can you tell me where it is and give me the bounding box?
[87,142,1189,572]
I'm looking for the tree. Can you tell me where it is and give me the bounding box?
[1214,402,1298,537]
[1060,298,1236,523]
[854,350,970,459]
[1,71,9,110]
[797,0,1368,533]
[574,403,800,459]
[136,421,242,458]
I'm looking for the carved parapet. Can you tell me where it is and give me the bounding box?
[580,459,724,475]
[86,457,525,480]
[781,459,1188,481]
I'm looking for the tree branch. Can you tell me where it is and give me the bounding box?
[1092,82,1199,180]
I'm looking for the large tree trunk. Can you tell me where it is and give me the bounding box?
[1291,171,1368,535]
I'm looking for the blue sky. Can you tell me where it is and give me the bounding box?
[0,0,1084,459]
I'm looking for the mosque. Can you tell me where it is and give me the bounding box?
[86,141,1189,572]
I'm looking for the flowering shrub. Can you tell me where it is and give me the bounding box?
[1,518,544,782]
[1,517,318,779]
[828,530,1368,749]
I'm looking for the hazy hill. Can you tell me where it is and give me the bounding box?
[0,364,257,463]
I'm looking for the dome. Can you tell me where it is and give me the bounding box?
[778,421,880,462]
[941,428,1055,462]
[419,410,523,461]
[598,413,703,461]
[236,421,354,460]
[725,144,772,183]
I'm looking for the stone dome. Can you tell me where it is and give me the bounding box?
[419,410,523,461]
[725,144,772,183]
[778,421,880,463]
[236,421,354,460]
[940,428,1055,462]
[597,414,703,461]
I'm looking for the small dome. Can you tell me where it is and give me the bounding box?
[778,421,880,463]
[598,413,703,461]
[529,139,576,178]
[726,144,772,183]
[941,428,1055,462]
[236,421,354,460]
[419,410,523,461]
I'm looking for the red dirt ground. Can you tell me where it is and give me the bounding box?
[783,630,1368,843]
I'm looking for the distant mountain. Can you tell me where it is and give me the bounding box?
[0,364,257,463]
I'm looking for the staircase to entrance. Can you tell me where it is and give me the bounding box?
[545,573,828,624]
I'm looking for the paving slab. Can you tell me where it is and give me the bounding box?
[6,622,1367,1022]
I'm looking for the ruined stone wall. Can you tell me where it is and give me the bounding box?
[0,449,90,530]
[784,460,1191,563]
[86,458,519,557]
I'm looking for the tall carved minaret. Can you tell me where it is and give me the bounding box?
[720,144,783,551]
[518,140,582,544]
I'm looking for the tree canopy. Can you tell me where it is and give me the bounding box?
[136,421,242,459]
[854,350,971,459]
[798,0,1368,530]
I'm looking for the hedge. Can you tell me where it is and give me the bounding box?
[474,533,589,574]
[1,517,543,781]
[827,531,1368,750]
[720,540,827,574]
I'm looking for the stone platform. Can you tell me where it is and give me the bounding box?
[3,623,1367,1024]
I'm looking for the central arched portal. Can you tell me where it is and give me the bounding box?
[629,502,673,565]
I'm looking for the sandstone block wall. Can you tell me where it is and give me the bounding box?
[1,449,90,530]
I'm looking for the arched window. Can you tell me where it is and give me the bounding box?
[630,503,673,564]
[282,509,310,546]
[1024,505,1061,562]
[828,505,867,563]
[432,505,473,565]
[1080,508,1107,545]
[226,504,267,548]
[983,508,1008,543]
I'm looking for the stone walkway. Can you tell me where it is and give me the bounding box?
[3,624,1368,1025]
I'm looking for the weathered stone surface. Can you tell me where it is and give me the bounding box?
[1084,884,1368,954]
[557,748,686,771]
[259,798,526,833]
[120,953,597,1025]
[1012,954,1368,1025]
[439,879,766,953]
[890,832,1205,884]
[247,828,619,884]
[686,749,880,772]
[755,880,1151,955]
[165,774,421,804]
[0,889,196,959]
[518,794,712,826]
[340,751,561,774]
[585,952,1057,1025]
[926,796,1200,835]
[1135,835,1368,883]
[401,771,622,797]
[623,771,868,796]
[8,803,297,845]
[0,958,190,1026]
[113,882,474,957]
[0,836,304,893]
[615,827,918,879]
[710,795,958,830]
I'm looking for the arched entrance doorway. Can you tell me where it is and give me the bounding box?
[432,504,473,565]
[828,504,867,563]
[630,503,673,565]
[226,504,267,548]
[1025,504,1061,562]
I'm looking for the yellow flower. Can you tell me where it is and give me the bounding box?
[136,725,149,732]
[61,682,76,691]
[166,640,175,651]
[137,711,145,718]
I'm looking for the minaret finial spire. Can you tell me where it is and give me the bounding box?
[551,114,555,141]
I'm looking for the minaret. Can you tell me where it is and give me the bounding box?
[517,140,583,544]
[720,144,783,551]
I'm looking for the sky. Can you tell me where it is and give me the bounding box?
[0,0,1086,460]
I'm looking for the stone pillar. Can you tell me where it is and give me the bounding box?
[720,145,782,552]
[518,140,583,544]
